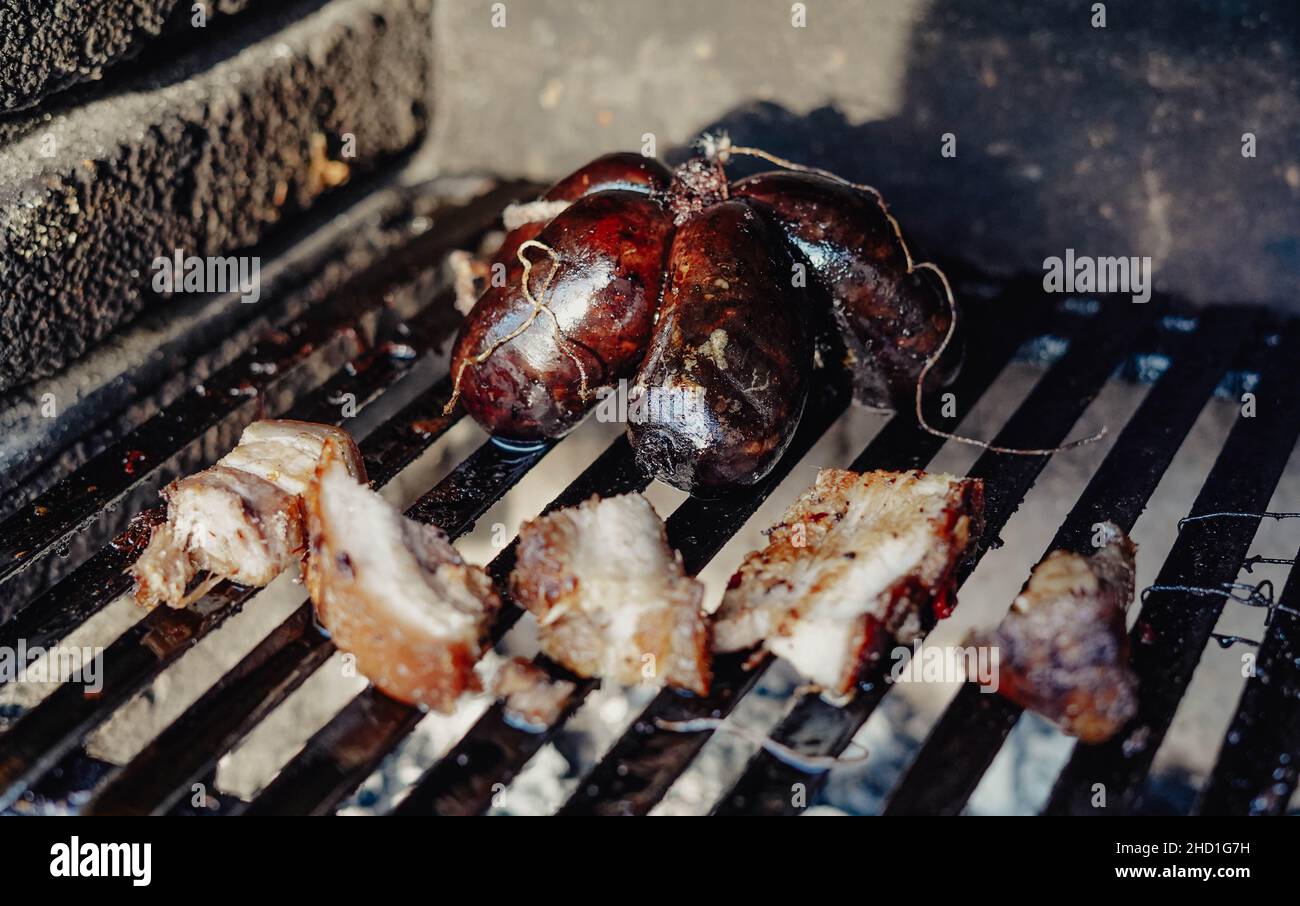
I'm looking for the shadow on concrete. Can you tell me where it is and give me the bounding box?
[692,0,1300,310]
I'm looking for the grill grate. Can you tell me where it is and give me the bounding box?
[1196,541,1300,816]
[1041,317,1300,816]
[881,306,1261,815]
[1,184,1297,817]
[575,291,1160,817]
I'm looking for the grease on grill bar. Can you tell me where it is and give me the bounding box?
[880,305,1258,816]
[1043,317,1300,816]
[570,294,1158,816]
[2,199,1297,817]
[0,183,531,619]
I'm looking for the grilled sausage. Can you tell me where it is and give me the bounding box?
[451,190,673,440]
[490,152,672,286]
[628,200,810,492]
[732,171,961,409]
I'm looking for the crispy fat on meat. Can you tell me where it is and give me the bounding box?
[134,466,303,601]
[303,443,499,713]
[130,420,364,609]
[714,469,983,697]
[975,523,1139,744]
[493,657,578,730]
[510,494,711,694]
[219,419,365,497]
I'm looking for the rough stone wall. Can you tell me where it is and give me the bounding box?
[0,1,256,113]
[0,0,432,391]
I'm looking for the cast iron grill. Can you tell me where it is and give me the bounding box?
[1,181,1297,817]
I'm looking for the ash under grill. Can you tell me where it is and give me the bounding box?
[1,184,1298,817]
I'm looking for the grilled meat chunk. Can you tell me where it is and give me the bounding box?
[714,469,983,697]
[493,657,578,730]
[975,523,1139,743]
[131,420,364,608]
[132,466,303,604]
[218,419,365,497]
[510,494,711,694]
[303,441,499,712]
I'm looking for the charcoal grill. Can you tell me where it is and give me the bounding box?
[1,178,1297,817]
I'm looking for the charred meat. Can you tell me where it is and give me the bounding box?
[974,523,1139,743]
[714,469,983,697]
[303,440,499,713]
[510,494,711,694]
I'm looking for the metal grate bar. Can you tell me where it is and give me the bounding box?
[85,427,580,816]
[0,185,522,617]
[234,434,561,815]
[0,376,466,812]
[389,663,591,815]
[1042,316,1300,815]
[244,366,852,816]
[0,294,460,668]
[879,306,1257,816]
[1195,538,1300,815]
[556,290,1122,816]
[84,602,336,816]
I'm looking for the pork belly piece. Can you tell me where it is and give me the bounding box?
[510,494,711,695]
[493,657,577,730]
[218,419,365,497]
[975,523,1139,743]
[714,469,983,697]
[133,466,303,605]
[130,420,364,609]
[303,443,499,712]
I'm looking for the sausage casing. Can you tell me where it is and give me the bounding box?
[628,200,810,492]
[452,190,673,440]
[732,171,961,409]
[491,152,672,281]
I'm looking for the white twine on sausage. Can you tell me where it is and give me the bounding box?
[502,199,571,232]
[447,250,482,316]
[700,132,1107,457]
[654,717,869,772]
[444,238,591,415]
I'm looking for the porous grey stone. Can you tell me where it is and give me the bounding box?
[0,1,254,113]
[0,0,432,391]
